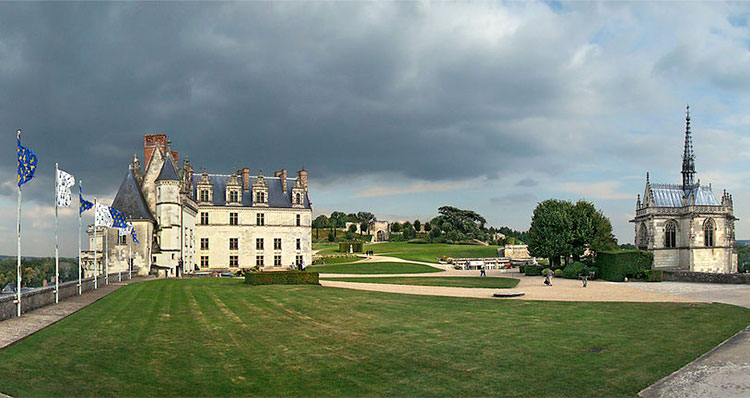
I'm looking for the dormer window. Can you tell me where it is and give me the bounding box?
[295,193,302,205]
[229,191,239,203]
[252,170,269,207]
[196,171,213,203]
[200,189,209,202]
[256,191,265,203]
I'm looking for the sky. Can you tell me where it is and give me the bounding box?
[1,1,750,257]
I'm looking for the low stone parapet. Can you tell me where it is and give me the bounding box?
[662,270,750,284]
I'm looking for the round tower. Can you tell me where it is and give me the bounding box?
[154,159,182,275]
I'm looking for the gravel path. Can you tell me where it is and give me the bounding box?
[321,271,701,303]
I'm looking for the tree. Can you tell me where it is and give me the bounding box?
[346,213,359,223]
[330,211,347,237]
[435,206,487,241]
[403,224,417,239]
[357,212,376,235]
[413,219,421,232]
[527,199,574,268]
[391,222,402,233]
[359,222,368,236]
[313,215,329,240]
[348,224,358,234]
[423,222,432,232]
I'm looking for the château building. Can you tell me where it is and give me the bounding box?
[84,134,312,277]
[631,107,738,273]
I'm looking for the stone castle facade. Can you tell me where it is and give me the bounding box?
[631,108,738,273]
[84,134,312,277]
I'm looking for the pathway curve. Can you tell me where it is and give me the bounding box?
[320,272,701,303]
[0,277,147,350]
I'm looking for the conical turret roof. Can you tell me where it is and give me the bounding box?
[111,167,156,223]
[156,158,180,182]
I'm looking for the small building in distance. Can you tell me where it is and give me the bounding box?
[631,107,738,273]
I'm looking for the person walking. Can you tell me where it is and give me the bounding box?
[544,268,554,286]
[480,264,486,277]
[581,264,590,288]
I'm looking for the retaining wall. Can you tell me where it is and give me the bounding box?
[663,270,750,284]
[0,272,135,322]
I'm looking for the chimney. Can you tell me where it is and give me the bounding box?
[274,171,282,177]
[241,168,250,191]
[144,134,167,167]
[297,169,308,191]
[281,169,288,193]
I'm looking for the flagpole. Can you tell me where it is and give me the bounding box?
[105,228,109,285]
[54,163,59,303]
[129,217,132,280]
[16,130,22,317]
[78,181,82,295]
[118,229,122,283]
[93,198,97,290]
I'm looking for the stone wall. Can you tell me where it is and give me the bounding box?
[0,273,134,322]
[662,270,750,284]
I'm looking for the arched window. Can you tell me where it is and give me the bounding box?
[295,193,301,204]
[665,221,677,248]
[704,218,715,247]
[637,222,649,250]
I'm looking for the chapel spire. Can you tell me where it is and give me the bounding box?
[681,105,696,192]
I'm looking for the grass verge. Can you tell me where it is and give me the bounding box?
[307,262,442,274]
[322,276,520,289]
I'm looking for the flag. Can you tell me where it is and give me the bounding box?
[56,169,75,208]
[109,207,127,229]
[79,186,93,215]
[130,223,139,244]
[95,203,113,227]
[17,135,38,186]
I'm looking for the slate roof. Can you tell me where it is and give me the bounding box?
[156,159,180,181]
[111,168,156,222]
[192,174,311,209]
[650,183,720,207]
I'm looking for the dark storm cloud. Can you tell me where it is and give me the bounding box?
[0,2,576,199]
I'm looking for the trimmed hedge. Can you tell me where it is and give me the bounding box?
[518,265,526,274]
[339,241,364,253]
[245,271,320,286]
[554,269,563,277]
[524,265,543,276]
[595,250,654,282]
[562,262,585,279]
[645,269,663,282]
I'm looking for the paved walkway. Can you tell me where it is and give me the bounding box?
[0,277,146,350]
[633,281,750,398]
[320,271,701,303]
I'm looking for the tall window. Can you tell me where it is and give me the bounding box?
[256,256,264,267]
[274,255,282,266]
[637,223,648,250]
[256,238,264,250]
[229,212,238,226]
[257,213,265,226]
[296,238,301,250]
[119,235,127,245]
[229,238,239,250]
[256,191,265,203]
[229,191,239,203]
[296,214,301,226]
[274,238,282,250]
[200,256,209,268]
[296,255,303,266]
[704,218,715,247]
[665,221,677,248]
[295,193,302,204]
[200,238,209,250]
[200,189,209,202]
[200,212,209,225]
[229,255,239,267]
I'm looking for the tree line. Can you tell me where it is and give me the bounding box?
[0,257,79,289]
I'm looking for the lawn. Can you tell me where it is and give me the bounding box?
[307,261,442,274]
[322,276,520,289]
[365,242,502,263]
[0,279,749,397]
[320,256,361,265]
[312,242,338,255]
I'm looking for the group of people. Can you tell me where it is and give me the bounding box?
[543,264,590,287]
[364,250,375,257]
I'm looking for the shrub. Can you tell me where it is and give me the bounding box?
[595,250,654,282]
[518,265,526,274]
[554,269,563,277]
[562,262,585,279]
[339,241,363,253]
[645,269,663,282]
[589,266,600,280]
[524,265,543,276]
[245,271,320,286]
[542,268,551,275]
